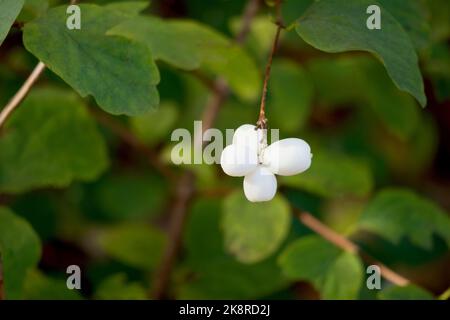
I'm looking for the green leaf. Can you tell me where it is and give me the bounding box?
[278,235,363,299]
[378,285,434,300]
[94,173,168,221]
[358,188,450,249]
[295,0,426,106]
[130,102,179,146]
[94,273,146,300]
[269,59,314,133]
[359,57,420,140]
[0,206,41,299]
[0,0,25,46]
[307,56,421,139]
[23,4,160,115]
[17,0,48,23]
[108,16,260,101]
[104,1,150,16]
[23,270,82,300]
[306,57,365,107]
[425,43,450,102]
[178,199,288,299]
[377,0,430,50]
[222,192,291,264]
[281,0,314,28]
[229,16,278,61]
[428,0,450,42]
[281,149,373,198]
[99,223,166,270]
[0,88,109,193]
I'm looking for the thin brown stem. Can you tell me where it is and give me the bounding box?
[298,211,411,287]
[151,171,195,299]
[200,78,229,143]
[256,0,284,129]
[257,26,282,129]
[151,0,260,300]
[0,0,78,129]
[0,62,46,129]
[235,0,261,44]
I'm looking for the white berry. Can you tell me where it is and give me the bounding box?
[232,124,262,152]
[262,138,312,176]
[219,124,312,202]
[243,166,277,202]
[220,144,258,177]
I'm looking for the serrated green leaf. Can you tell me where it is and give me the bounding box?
[99,224,166,270]
[358,188,450,249]
[94,273,146,300]
[295,0,426,106]
[23,270,82,300]
[0,0,25,46]
[0,88,109,193]
[269,59,314,133]
[222,192,291,264]
[281,149,373,198]
[178,199,288,299]
[378,284,434,300]
[0,207,41,299]
[108,16,260,101]
[23,4,160,115]
[278,235,363,299]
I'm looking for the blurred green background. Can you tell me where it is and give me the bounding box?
[0,0,449,300]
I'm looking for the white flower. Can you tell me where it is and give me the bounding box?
[220,124,312,202]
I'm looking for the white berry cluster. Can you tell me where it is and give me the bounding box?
[220,124,312,202]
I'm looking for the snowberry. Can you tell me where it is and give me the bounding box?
[232,124,263,152]
[220,143,258,177]
[244,166,277,202]
[220,124,312,202]
[263,138,311,176]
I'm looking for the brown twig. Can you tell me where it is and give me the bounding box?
[0,62,46,129]
[298,211,411,287]
[151,0,261,300]
[256,0,284,129]
[200,78,229,139]
[0,0,79,129]
[235,0,261,44]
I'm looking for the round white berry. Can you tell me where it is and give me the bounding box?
[220,144,258,177]
[243,166,277,202]
[232,124,262,152]
[262,138,312,176]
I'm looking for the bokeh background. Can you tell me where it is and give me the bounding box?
[0,0,449,300]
